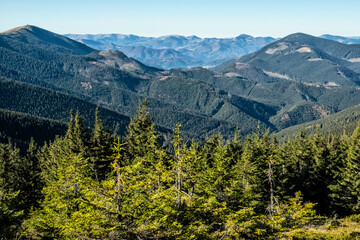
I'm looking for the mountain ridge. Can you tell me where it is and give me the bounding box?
[65,32,277,69]
[217,32,360,87]
[65,32,360,69]
[2,25,95,55]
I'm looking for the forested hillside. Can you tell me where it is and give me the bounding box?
[1,102,360,239]
[0,25,277,140]
[0,77,130,136]
[212,33,360,129]
[277,103,360,140]
[0,108,67,151]
[221,33,360,87]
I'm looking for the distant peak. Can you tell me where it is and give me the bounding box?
[159,35,187,40]
[188,35,201,39]
[320,34,333,38]
[320,34,351,39]
[1,25,39,34]
[278,33,321,43]
[235,34,253,39]
[22,24,36,29]
[1,25,95,55]
[283,32,314,39]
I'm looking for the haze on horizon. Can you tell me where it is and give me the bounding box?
[1,0,360,38]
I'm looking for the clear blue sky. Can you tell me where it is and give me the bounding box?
[1,0,359,37]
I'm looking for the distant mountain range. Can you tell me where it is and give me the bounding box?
[65,33,360,70]
[320,34,360,44]
[2,25,360,146]
[65,33,277,69]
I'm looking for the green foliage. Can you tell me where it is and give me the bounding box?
[124,99,159,160]
[0,101,359,239]
[0,140,43,238]
[329,122,360,216]
[25,153,124,239]
[0,190,24,239]
[89,107,115,181]
[276,131,334,215]
[22,110,126,239]
[265,192,320,233]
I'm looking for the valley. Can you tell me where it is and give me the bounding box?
[2,25,360,145]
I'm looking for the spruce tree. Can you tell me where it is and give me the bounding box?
[24,113,121,239]
[124,99,159,163]
[0,142,24,238]
[64,110,89,154]
[277,130,334,215]
[330,123,360,215]
[110,99,170,238]
[237,130,277,213]
[328,133,349,215]
[89,107,115,181]
[22,138,43,213]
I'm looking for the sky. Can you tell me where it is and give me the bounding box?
[1,0,360,38]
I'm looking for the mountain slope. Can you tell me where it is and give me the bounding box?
[217,33,360,87]
[167,65,360,129]
[0,108,67,150]
[276,104,360,140]
[0,77,130,134]
[2,25,95,55]
[208,34,360,128]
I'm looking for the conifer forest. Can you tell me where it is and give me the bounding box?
[1,101,360,239]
